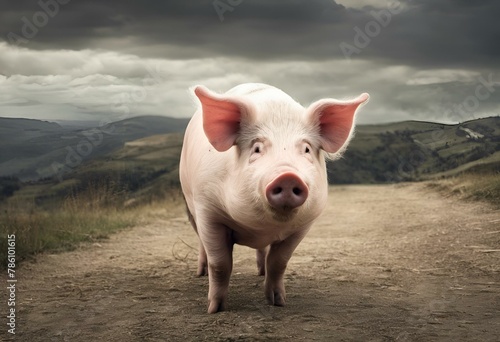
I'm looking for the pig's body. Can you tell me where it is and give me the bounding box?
[180,83,368,313]
[181,84,324,249]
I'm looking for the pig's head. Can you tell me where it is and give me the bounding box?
[194,85,369,227]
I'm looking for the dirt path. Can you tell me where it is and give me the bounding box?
[6,183,500,341]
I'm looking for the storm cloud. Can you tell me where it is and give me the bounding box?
[0,0,499,124]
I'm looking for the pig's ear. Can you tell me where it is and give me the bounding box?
[194,85,250,152]
[307,93,369,155]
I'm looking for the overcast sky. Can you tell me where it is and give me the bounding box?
[0,0,499,125]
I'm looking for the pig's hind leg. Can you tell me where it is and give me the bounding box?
[186,206,208,276]
[256,246,269,276]
[197,241,208,276]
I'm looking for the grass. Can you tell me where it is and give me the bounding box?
[426,171,500,207]
[0,207,135,267]
[0,180,183,269]
[0,177,184,269]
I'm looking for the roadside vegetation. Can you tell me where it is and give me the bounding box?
[0,179,183,268]
[426,170,500,207]
[1,182,127,268]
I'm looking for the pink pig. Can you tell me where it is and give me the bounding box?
[179,83,369,313]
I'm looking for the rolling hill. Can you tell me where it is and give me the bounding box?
[0,115,498,207]
[0,116,189,181]
[329,117,500,183]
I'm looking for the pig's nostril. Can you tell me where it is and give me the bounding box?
[272,187,283,195]
[292,187,302,196]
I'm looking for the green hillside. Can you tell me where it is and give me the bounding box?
[0,116,189,181]
[328,117,500,184]
[1,133,184,210]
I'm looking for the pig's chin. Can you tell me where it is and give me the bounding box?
[267,205,300,223]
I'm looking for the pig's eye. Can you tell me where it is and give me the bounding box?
[302,143,314,162]
[252,142,264,153]
[250,142,265,162]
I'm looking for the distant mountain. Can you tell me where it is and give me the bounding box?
[0,117,62,131]
[101,115,189,137]
[0,116,189,181]
[328,117,500,183]
[1,115,498,186]
[0,118,66,178]
[0,117,63,143]
[53,119,102,129]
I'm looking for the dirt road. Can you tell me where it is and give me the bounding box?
[6,183,500,341]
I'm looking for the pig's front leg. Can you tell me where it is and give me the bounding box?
[264,229,310,306]
[199,223,234,313]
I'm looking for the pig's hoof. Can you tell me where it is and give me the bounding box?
[196,260,208,277]
[266,291,286,307]
[197,266,208,277]
[207,298,227,313]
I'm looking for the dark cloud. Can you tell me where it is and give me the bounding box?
[360,0,500,69]
[1,0,499,69]
[0,1,498,124]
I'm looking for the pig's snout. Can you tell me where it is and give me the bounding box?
[265,172,308,210]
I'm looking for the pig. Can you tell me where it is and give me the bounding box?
[179,83,369,313]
